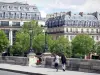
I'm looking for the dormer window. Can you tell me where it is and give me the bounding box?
[14,7,18,9]
[26,7,29,11]
[20,7,21,9]
[3,6,4,8]
[9,6,11,8]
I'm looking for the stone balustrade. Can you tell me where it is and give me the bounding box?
[44,57,100,73]
[0,56,100,73]
[0,56,28,66]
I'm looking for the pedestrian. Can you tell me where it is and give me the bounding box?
[53,54,60,72]
[61,54,66,71]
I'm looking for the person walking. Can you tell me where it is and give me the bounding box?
[54,54,60,72]
[61,54,66,71]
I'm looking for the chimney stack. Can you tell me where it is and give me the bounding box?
[79,12,83,16]
[92,11,98,19]
[67,11,71,16]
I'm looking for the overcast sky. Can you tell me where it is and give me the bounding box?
[0,0,100,17]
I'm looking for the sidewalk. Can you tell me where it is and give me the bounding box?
[0,64,99,75]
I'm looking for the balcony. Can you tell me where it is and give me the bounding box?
[47,31,64,34]
[0,26,21,28]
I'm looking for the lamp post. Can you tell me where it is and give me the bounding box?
[44,30,48,52]
[29,23,33,53]
[41,25,48,53]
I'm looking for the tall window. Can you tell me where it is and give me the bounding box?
[70,28,72,32]
[81,29,83,33]
[3,12,5,18]
[92,36,94,39]
[96,36,99,40]
[4,30,9,39]
[70,36,73,40]
[0,13,2,17]
[91,29,94,33]
[87,29,89,33]
[96,29,99,33]
[84,21,86,26]
[66,28,68,32]
[76,28,78,33]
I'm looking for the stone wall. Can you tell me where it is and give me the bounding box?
[44,57,100,73]
[0,56,28,66]
[0,56,100,73]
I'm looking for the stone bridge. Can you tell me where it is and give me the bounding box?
[0,56,100,73]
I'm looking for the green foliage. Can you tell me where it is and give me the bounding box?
[95,42,100,55]
[72,34,94,57]
[12,31,30,55]
[22,20,43,35]
[0,30,9,53]
[12,20,44,55]
[33,34,53,53]
[50,36,71,57]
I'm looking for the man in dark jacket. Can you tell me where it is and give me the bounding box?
[61,54,66,71]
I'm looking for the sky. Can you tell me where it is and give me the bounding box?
[0,0,100,18]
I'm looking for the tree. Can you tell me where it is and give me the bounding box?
[95,42,100,55]
[33,34,53,53]
[71,34,94,58]
[22,20,43,35]
[12,20,44,55]
[12,32,30,56]
[0,30,9,53]
[50,36,71,57]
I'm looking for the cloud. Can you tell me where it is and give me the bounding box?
[40,10,46,18]
[79,0,100,12]
[0,0,99,16]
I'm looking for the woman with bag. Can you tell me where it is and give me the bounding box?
[53,54,60,72]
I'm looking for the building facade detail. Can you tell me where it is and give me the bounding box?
[0,2,42,45]
[46,12,100,42]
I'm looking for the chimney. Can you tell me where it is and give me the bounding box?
[92,11,98,19]
[79,12,83,16]
[67,11,71,16]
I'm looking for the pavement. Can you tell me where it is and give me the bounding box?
[0,70,28,75]
[0,64,99,75]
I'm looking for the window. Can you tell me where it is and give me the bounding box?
[0,13,2,17]
[70,36,73,40]
[3,12,5,18]
[76,28,78,33]
[84,21,86,26]
[81,29,83,33]
[1,21,9,26]
[26,7,29,11]
[70,28,72,32]
[16,14,19,18]
[12,22,20,26]
[96,36,99,40]
[87,29,89,33]
[9,6,13,10]
[4,30,9,38]
[92,36,94,39]
[14,7,18,10]
[91,29,94,33]
[66,28,68,32]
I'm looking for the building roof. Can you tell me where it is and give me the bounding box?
[0,2,29,5]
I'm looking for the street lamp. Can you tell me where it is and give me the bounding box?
[44,30,48,52]
[41,25,48,53]
[29,22,33,53]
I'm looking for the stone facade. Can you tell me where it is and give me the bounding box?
[46,12,100,42]
[0,2,43,45]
